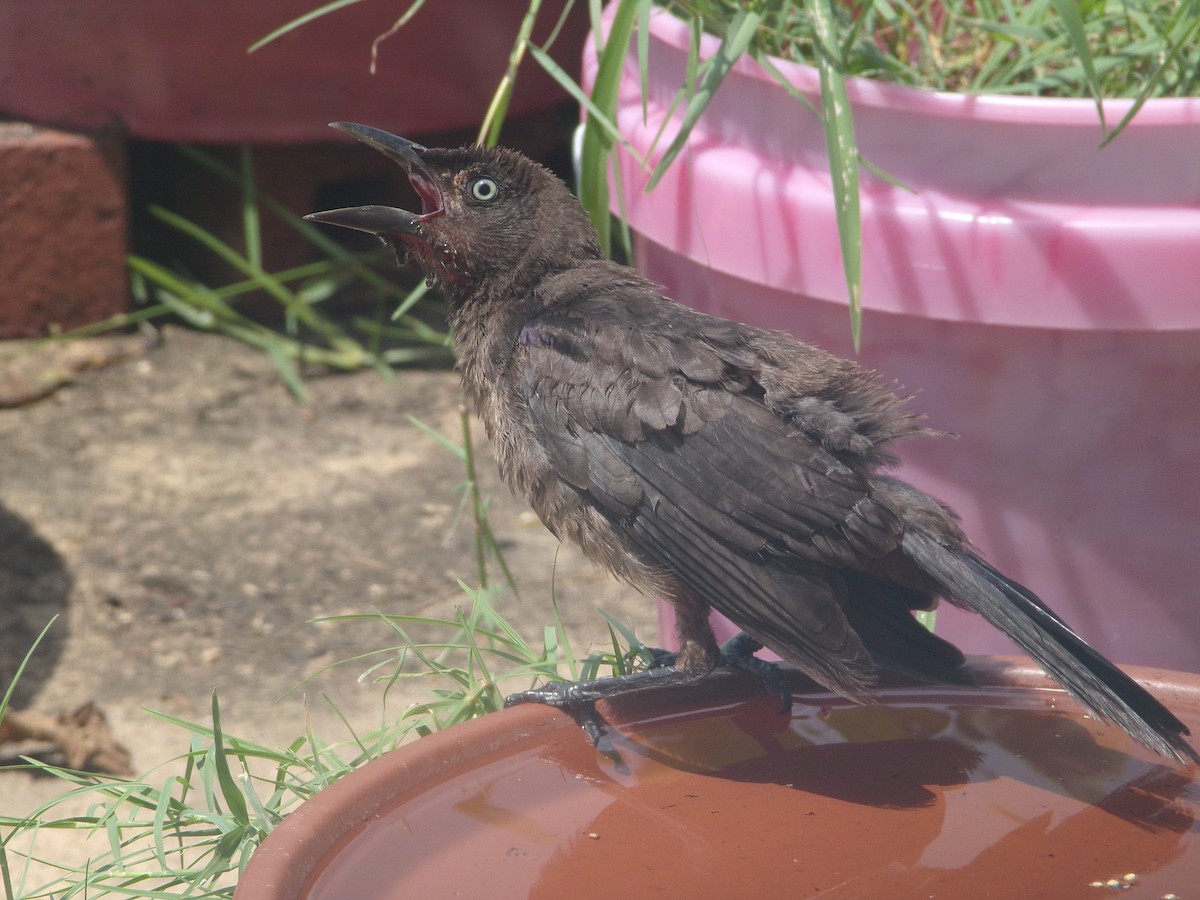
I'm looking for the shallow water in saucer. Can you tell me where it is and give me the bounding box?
[303,685,1199,899]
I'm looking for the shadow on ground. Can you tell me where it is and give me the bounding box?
[0,504,70,708]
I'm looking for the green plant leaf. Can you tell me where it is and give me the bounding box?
[578,0,645,254]
[209,692,251,829]
[239,146,262,271]
[0,616,57,725]
[806,0,863,348]
[479,0,542,146]
[406,414,467,461]
[646,7,762,190]
[267,338,309,403]
[526,43,642,163]
[248,0,366,53]
[1049,0,1105,132]
[1101,6,1200,147]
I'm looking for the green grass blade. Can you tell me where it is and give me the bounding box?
[248,0,366,53]
[266,338,308,403]
[126,256,235,325]
[1049,0,1105,132]
[239,147,262,271]
[806,0,863,348]
[526,43,641,164]
[756,54,820,117]
[646,7,762,190]
[406,414,466,461]
[390,280,430,321]
[576,0,643,255]
[208,693,250,828]
[479,0,542,147]
[1101,9,1200,147]
[150,775,175,869]
[1,616,57,723]
[637,0,651,122]
[368,0,430,75]
[173,145,415,305]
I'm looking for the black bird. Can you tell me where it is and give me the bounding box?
[308,122,1198,765]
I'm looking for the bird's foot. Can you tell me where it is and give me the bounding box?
[504,666,707,745]
[505,634,792,747]
[646,647,678,669]
[719,632,793,715]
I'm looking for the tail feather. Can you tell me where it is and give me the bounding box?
[903,528,1199,765]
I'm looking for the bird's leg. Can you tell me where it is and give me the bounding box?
[643,633,792,710]
[674,596,793,713]
[649,633,792,712]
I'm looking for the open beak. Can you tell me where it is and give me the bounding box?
[304,122,444,236]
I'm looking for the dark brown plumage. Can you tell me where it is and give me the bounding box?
[308,122,1198,765]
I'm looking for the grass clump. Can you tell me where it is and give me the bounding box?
[0,583,649,898]
[670,0,1200,99]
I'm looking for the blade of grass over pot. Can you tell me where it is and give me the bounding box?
[805,0,863,348]
[527,39,644,262]
[1048,0,1106,131]
[1102,4,1200,146]
[579,0,643,255]
[646,6,761,189]
[478,0,583,147]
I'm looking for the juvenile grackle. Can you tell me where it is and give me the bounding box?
[308,123,1198,765]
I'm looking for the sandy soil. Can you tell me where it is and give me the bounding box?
[0,326,655,883]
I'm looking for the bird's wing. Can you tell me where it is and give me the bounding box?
[518,296,908,697]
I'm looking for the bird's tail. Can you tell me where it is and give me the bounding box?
[903,528,1199,765]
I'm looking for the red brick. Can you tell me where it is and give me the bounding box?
[0,123,129,337]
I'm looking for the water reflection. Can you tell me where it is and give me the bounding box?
[307,676,1199,899]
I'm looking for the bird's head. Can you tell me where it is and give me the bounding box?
[306,123,601,296]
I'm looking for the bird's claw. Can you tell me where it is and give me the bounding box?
[504,636,793,749]
[505,681,608,744]
[504,679,605,710]
[504,666,710,746]
[647,647,677,669]
[719,632,793,714]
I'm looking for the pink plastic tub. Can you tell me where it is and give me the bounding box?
[586,8,1200,670]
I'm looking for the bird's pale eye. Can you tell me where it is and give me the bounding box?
[469,177,499,202]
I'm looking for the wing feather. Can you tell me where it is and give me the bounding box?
[519,299,912,695]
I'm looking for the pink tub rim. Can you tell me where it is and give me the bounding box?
[590,5,1200,330]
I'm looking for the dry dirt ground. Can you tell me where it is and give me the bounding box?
[0,326,654,881]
